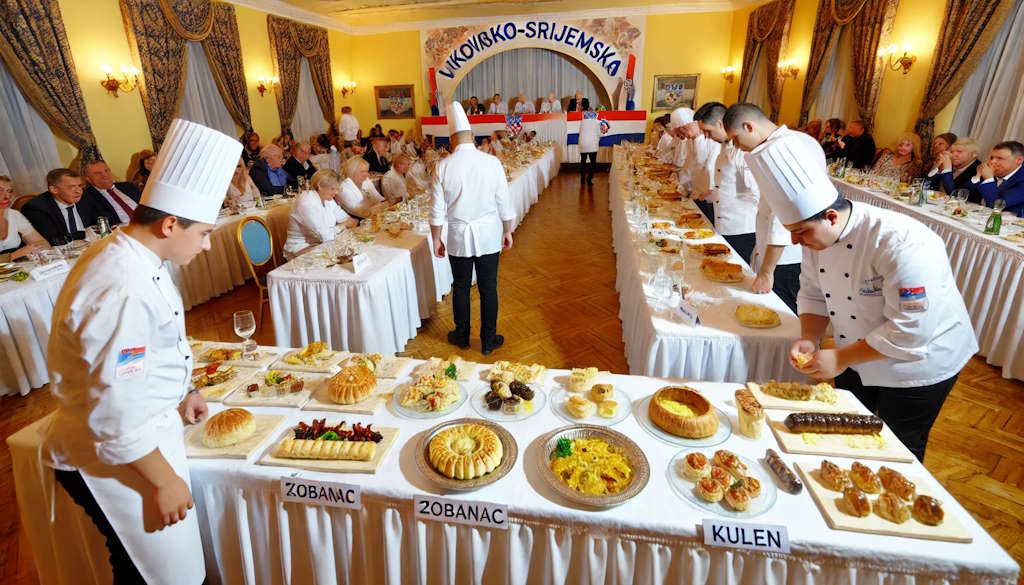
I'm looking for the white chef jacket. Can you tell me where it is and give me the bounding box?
[798,202,978,387]
[381,168,409,202]
[337,177,385,218]
[709,142,758,236]
[339,113,360,141]
[675,134,718,193]
[514,101,536,114]
[751,198,802,272]
[579,117,602,154]
[284,189,350,258]
[656,133,676,163]
[488,102,508,114]
[540,100,562,113]
[431,142,514,257]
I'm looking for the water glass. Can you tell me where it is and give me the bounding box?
[953,188,970,208]
[233,310,257,359]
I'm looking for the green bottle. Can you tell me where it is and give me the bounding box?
[985,210,1002,235]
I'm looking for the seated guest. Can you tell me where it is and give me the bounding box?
[514,92,536,114]
[387,129,405,157]
[337,156,387,219]
[342,141,365,161]
[241,130,262,167]
[339,106,361,146]
[821,118,845,159]
[312,134,332,155]
[274,130,295,157]
[478,136,496,155]
[283,169,357,259]
[927,137,981,197]
[568,89,589,112]
[408,153,431,192]
[931,132,957,161]
[540,93,562,113]
[381,154,412,203]
[0,176,49,261]
[402,133,421,158]
[487,93,507,114]
[82,159,141,226]
[834,120,875,168]
[974,140,1024,215]
[363,135,391,174]
[491,130,505,153]
[871,133,922,182]
[125,149,156,191]
[249,144,294,196]
[226,158,261,209]
[283,141,317,184]
[22,168,99,245]
[466,96,485,115]
[802,118,822,141]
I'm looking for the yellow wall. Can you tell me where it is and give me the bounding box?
[346,30,426,135]
[234,4,282,143]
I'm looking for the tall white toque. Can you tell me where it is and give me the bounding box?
[747,127,838,225]
[668,107,694,129]
[448,101,472,135]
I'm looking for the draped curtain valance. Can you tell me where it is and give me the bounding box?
[737,0,795,122]
[267,15,334,136]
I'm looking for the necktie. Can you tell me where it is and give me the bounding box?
[997,177,1004,188]
[107,189,135,220]
[65,205,76,232]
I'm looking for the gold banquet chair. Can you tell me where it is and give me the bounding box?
[236,215,278,329]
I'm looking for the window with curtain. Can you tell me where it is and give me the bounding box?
[744,49,769,111]
[453,47,605,109]
[291,57,327,143]
[813,28,858,123]
[0,60,62,196]
[179,41,237,138]
[951,0,1024,154]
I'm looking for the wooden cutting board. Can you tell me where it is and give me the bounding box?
[194,366,261,402]
[221,372,326,408]
[257,426,399,474]
[270,349,348,373]
[769,419,916,463]
[795,462,972,543]
[747,383,861,413]
[184,414,285,460]
[376,356,415,379]
[301,379,399,414]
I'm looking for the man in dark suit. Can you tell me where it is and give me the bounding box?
[282,141,316,185]
[975,140,1024,216]
[926,138,983,200]
[249,144,294,196]
[466,96,486,115]
[363,135,390,174]
[82,159,142,226]
[21,168,103,245]
[834,120,876,169]
[567,89,590,113]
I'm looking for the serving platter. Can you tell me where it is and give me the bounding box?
[184,414,285,460]
[536,424,650,508]
[667,450,778,519]
[415,418,518,492]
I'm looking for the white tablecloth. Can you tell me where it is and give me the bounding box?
[611,149,802,382]
[833,180,1024,381]
[9,350,1018,585]
[0,271,65,396]
[505,146,561,230]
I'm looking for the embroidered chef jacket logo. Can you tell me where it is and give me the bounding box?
[116,346,146,378]
[858,275,883,296]
[898,287,928,312]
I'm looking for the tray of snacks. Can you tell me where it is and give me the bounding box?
[769,412,916,463]
[258,418,398,474]
[746,381,860,413]
[668,449,778,518]
[190,363,260,401]
[271,341,346,373]
[486,360,548,385]
[392,368,469,419]
[635,386,732,448]
[184,408,285,459]
[194,343,280,369]
[414,355,477,382]
[415,418,518,491]
[221,370,322,408]
[537,425,650,508]
[549,384,631,426]
[470,380,546,422]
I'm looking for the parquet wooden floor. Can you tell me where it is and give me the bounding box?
[1,171,1021,584]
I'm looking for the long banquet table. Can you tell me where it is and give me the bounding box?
[833,179,1024,382]
[610,147,803,382]
[9,344,1018,585]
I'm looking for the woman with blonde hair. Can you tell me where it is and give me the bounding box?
[126,149,156,190]
[283,169,358,259]
[0,176,49,261]
[225,157,261,209]
[871,133,922,182]
[337,156,387,219]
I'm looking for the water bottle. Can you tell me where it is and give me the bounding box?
[914,180,927,207]
[836,159,847,179]
[985,199,1005,235]
[97,216,110,237]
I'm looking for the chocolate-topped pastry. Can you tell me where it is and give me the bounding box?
[509,380,534,400]
[501,395,523,414]
[484,389,502,410]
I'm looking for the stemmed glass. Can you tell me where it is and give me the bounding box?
[233,310,257,359]
[953,188,969,209]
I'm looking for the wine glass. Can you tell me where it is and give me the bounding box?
[233,310,257,359]
[954,188,969,208]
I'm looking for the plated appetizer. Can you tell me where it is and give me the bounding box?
[550,436,634,496]
[489,360,547,384]
[281,341,336,367]
[191,362,246,400]
[274,418,383,461]
[399,369,461,413]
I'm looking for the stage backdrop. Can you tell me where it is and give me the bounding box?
[421,17,645,114]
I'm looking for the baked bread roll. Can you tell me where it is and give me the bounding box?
[820,459,850,491]
[912,495,944,526]
[697,477,724,502]
[714,449,747,478]
[428,424,502,480]
[590,383,613,403]
[875,492,911,524]
[734,388,764,438]
[709,465,732,489]
[202,408,256,448]
[682,452,709,480]
[275,438,376,461]
[843,486,871,517]
[648,386,718,439]
[850,461,882,494]
[328,365,376,404]
[566,394,596,418]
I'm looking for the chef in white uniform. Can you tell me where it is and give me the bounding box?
[668,107,719,224]
[752,126,978,462]
[45,119,241,584]
[578,106,608,185]
[431,101,515,355]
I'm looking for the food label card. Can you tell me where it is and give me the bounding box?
[29,260,70,281]
[280,477,361,509]
[702,519,790,554]
[675,300,700,326]
[414,495,508,530]
[350,254,370,273]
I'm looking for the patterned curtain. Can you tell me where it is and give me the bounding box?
[914,0,1012,158]
[0,0,101,162]
[204,3,252,132]
[736,0,795,122]
[267,15,335,133]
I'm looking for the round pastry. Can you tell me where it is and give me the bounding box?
[648,386,719,438]
[709,465,732,489]
[682,452,710,480]
[697,477,724,502]
[743,476,761,498]
[597,400,619,418]
[724,483,751,511]
[491,380,512,399]
[327,365,376,404]
[202,408,256,448]
[590,383,613,403]
[713,450,747,478]
[566,394,596,418]
[428,423,503,480]
[509,381,534,401]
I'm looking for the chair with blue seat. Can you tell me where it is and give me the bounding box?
[236,216,277,329]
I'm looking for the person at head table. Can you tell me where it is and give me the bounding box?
[972,140,1024,216]
[283,169,358,260]
[21,168,103,245]
[381,154,413,204]
[568,90,589,113]
[0,176,49,262]
[540,93,562,113]
[225,158,261,209]
[487,93,507,115]
[514,93,535,114]
[248,144,294,197]
[466,96,486,115]
[337,156,388,219]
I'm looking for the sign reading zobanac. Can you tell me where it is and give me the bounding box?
[421,17,646,112]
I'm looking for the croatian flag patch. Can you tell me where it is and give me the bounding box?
[898,287,928,312]
[116,346,146,378]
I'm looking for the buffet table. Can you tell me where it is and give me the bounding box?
[0,271,65,396]
[833,179,1024,382]
[504,145,561,230]
[9,346,1018,584]
[611,148,802,382]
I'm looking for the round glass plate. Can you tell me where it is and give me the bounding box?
[666,450,778,519]
[536,424,650,508]
[549,387,632,427]
[391,381,469,419]
[470,383,547,422]
[415,418,518,491]
[634,394,732,448]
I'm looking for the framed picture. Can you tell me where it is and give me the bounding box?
[374,84,416,119]
[651,74,699,112]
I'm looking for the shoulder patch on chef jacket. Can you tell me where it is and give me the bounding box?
[116,346,146,378]
[898,287,928,312]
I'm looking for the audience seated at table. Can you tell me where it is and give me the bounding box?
[342,141,366,161]
[466,96,486,115]
[479,136,497,155]
[514,93,536,114]
[567,89,589,113]
[381,154,412,203]
[125,149,156,191]
[226,157,261,209]
[283,169,358,260]
[540,93,562,113]
[241,130,262,167]
[311,134,332,155]
[802,118,822,141]
[273,130,295,157]
[249,144,294,197]
[974,140,1024,216]
[926,137,981,197]
[337,156,387,219]
[82,159,141,226]
[339,106,361,146]
[930,132,957,161]
[870,133,922,182]
[821,118,845,159]
[488,93,507,114]
[387,129,406,157]
[363,136,391,174]
[21,168,105,245]
[283,141,317,185]
[833,120,875,169]
[0,176,48,262]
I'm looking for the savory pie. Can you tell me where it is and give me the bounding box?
[428,423,503,480]
[690,243,731,257]
[648,386,719,439]
[700,258,744,283]
[734,305,781,328]
[683,229,714,240]
[327,364,376,404]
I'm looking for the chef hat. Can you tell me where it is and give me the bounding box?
[140,119,242,224]
[448,101,471,134]
[748,130,838,225]
[668,107,694,129]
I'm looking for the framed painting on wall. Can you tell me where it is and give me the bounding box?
[651,74,699,112]
[374,84,416,119]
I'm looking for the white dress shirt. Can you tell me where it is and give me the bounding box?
[0,208,35,251]
[540,100,562,113]
[227,178,260,207]
[431,142,514,257]
[95,186,138,224]
[55,199,85,232]
[337,177,385,218]
[488,101,508,115]
[656,133,676,164]
[514,101,536,114]
[381,168,409,203]
[675,134,719,193]
[579,117,602,154]
[339,113,360,141]
[709,143,758,236]
[284,189,350,259]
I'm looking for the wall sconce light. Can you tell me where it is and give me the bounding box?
[777,59,799,81]
[721,66,736,84]
[100,64,138,97]
[878,43,916,75]
[256,75,279,97]
[339,80,357,97]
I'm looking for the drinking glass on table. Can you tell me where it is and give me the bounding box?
[233,310,257,359]
[953,188,969,208]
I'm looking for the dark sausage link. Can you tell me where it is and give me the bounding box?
[764,449,803,494]
[783,412,884,434]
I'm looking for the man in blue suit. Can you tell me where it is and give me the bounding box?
[975,141,1024,216]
